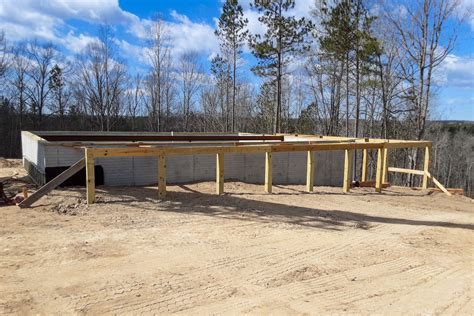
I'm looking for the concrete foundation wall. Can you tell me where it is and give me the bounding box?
[21,131,345,187]
[41,145,344,186]
[21,132,46,171]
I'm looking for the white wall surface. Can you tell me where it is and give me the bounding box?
[25,138,345,187]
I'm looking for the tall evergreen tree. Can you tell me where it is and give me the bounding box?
[49,64,70,128]
[215,0,248,132]
[319,0,379,138]
[210,54,232,131]
[249,0,312,133]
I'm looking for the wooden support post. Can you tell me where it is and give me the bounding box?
[375,147,384,193]
[265,152,272,193]
[306,151,314,192]
[422,146,431,189]
[18,158,86,208]
[343,149,353,193]
[426,171,452,196]
[85,148,95,205]
[158,155,166,199]
[216,153,224,195]
[361,148,368,182]
[382,147,389,184]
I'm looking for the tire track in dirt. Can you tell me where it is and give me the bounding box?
[197,257,445,314]
[184,211,466,315]
[13,196,471,314]
[65,225,370,313]
[64,216,415,314]
[369,266,470,313]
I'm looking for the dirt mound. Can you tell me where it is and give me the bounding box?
[0,158,21,168]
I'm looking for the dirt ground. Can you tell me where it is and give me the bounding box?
[1,158,473,314]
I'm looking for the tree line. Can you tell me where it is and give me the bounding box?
[0,0,472,196]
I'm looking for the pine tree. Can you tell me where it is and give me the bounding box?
[319,0,380,181]
[319,0,379,138]
[215,0,248,132]
[256,80,277,133]
[249,0,312,133]
[49,64,66,128]
[211,54,232,131]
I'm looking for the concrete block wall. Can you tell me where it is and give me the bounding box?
[22,131,345,187]
[21,132,46,171]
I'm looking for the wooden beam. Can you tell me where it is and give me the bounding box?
[429,188,463,195]
[375,147,384,193]
[158,155,166,199]
[216,153,224,195]
[384,141,432,149]
[18,158,86,208]
[388,167,425,176]
[86,149,95,205]
[361,148,368,182]
[422,146,431,189]
[426,172,452,196]
[43,134,285,142]
[306,151,314,192]
[87,141,386,158]
[265,152,272,193]
[382,147,389,184]
[343,149,353,193]
[270,142,384,152]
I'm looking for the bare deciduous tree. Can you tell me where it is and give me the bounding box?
[390,0,458,140]
[146,16,172,131]
[178,52,203,131]
[0,30,8,79]
[24,41,57,127]
[76,25,127,131]
[10,44,29,129]
[388,0,458,184]
[125,73,145,130]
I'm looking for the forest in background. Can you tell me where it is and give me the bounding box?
[0,0,472,196]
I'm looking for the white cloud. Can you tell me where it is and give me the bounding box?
[60,32,99,53]
[436,54,474,88]
[116,39,148,66]
[446,96,474,106]
[0,0,221,66]
[0,0,139,53]
[456,0,474,30]
[1,0,137,26]
[0,0,318,68]
[241,0,315,34]
[292,0,316,20]
[164,10,219,58]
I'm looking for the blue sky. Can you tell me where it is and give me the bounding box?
[0,0,472,121]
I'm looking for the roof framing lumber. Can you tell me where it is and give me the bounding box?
[87,141,387,158]
[41,134,285,142]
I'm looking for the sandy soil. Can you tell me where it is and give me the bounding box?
[0,159,473,314]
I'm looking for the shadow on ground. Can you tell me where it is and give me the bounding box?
[78,184,474,232]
